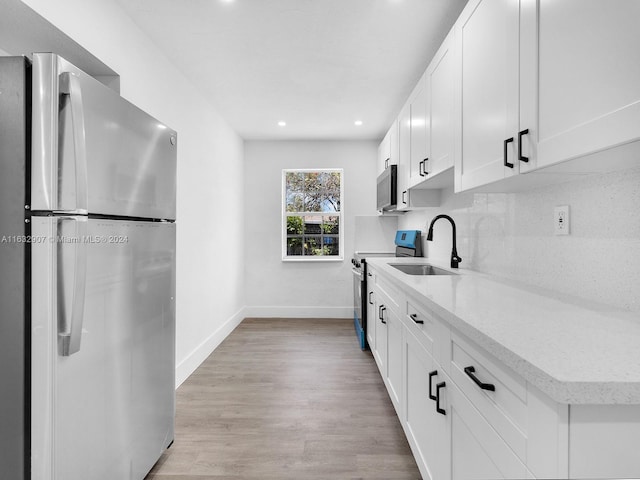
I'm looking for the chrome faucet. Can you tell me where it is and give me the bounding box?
[426,214,462,269]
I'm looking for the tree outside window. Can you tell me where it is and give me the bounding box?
[283,169,343,260]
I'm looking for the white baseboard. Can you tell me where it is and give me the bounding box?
[175,307,246,388]
[243,305,353,319]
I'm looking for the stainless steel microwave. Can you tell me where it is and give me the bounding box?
[376,164,397,211]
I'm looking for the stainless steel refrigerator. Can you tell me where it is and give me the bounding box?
[0,53,177,480]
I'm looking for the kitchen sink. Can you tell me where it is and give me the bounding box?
[389,263,456,276]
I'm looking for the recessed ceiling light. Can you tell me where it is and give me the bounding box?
[278,121,286,127]
[354,120,363,126]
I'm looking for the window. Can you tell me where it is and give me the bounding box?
[282,169,343,261]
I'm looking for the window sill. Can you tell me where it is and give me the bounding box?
[282,256,344,263]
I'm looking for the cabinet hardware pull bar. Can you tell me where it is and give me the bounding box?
[464,366,496,391]
[368,291,374,305]
[423,158,428,175]
[436,381,446,415]
[409,313,424,324]
[518,129,529,162]
[380,305,386,324]
[504,137,514,168]
[428,370,438,401]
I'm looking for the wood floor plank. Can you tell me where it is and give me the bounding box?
[146,318,421,480]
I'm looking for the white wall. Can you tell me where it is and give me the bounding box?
[15,0,246,385]
[244,140,378,318]
[399,165,640,312]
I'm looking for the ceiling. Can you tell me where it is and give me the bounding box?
[113,0,467,141]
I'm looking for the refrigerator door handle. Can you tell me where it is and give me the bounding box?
[58,72,89,215]
[57,216,88,356]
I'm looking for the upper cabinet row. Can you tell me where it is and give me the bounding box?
[379,0,640,201]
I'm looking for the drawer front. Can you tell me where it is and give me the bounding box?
[449,330,528,461]
[404,298,441,359]
[375,274,402,315]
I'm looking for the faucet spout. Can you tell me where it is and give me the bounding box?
[427,214,462,268]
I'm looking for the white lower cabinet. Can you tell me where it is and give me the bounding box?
[365,272,376,353]
[447,373,530,480]
[404,317,529,480]
[371,271,640,480]
[386,306,403,414]
[373,301,387,377]
[404,326,443,480]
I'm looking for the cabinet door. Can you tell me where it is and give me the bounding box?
[374,301,388,376]
[409,74,429,188]
[404,328,440,480]
[378,128,391,175]
[454,0,520,192]
[397,102,411,209]
[365,273,376,351]
[386,307,403,415]
[521,0,640,171]
[445,372,530,480]
[427,29,455,178]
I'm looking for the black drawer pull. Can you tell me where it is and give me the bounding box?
[464,366,496,392]
[385,158,389,169]
[504,137,514,168]
[402,190,407,205]
[368,291,374,305]
[428,370,438,401]
[409,313,424,324]
[436,381,446,415]
[379,305,386,324]
[518,129,529,162]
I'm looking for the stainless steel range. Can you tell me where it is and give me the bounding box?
[351,230,423,350]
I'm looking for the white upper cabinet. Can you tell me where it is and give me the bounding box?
[454,0,520,192]
[408,72,429,187]
[455,0,640,192]
[523,0,640,171]
[397,101,412,209]
[426,30,455,180]
[409,29,456,190]
[377,120,398,176]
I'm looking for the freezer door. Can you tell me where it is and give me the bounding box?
[31,217,175,480]
[31,53,177,220]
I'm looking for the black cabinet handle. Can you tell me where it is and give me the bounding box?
[409,313,424,325]
[504,137,514,168]
[518,129,529,163]
[419,158,429,177]
[464,366,496,392]
[436,381,446,415]
[402,190,407,205]
[368,291,374,305]
[385,158,390,169]
[379,305,386,324]
[428,370,438,401]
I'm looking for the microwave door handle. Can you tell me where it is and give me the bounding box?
[57,216,88,356]
[58,72,88,215]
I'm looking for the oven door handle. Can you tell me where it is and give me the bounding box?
[351,268,363,279]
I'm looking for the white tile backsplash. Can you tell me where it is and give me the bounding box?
[353,215,398,253]
[399,165,640,312]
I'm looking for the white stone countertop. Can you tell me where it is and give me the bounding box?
[365,257,640,405]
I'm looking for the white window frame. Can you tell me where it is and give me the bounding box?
[282,168,344,262]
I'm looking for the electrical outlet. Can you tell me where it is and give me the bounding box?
[554,205,570,235]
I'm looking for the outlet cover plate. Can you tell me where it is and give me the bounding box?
[554,205,570,235]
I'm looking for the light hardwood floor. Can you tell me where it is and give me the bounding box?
[146,318,421,480]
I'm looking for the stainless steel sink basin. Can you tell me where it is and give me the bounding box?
[389,263,456,276]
